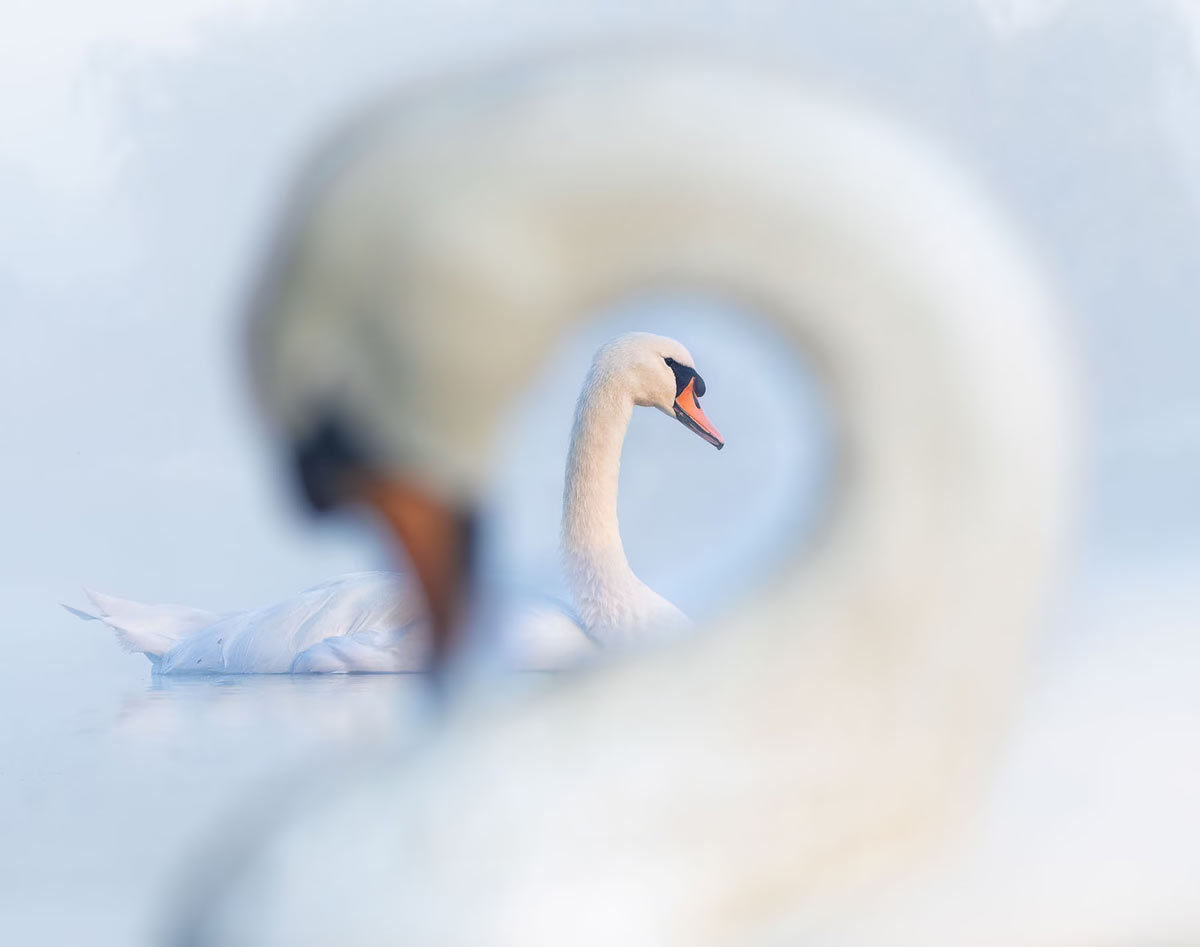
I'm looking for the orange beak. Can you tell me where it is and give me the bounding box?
[673,378,724,449]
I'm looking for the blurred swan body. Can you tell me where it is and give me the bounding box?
[182,55,1097,946]
[70,333,718,672]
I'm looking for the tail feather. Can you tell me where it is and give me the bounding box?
[65,588,220,657]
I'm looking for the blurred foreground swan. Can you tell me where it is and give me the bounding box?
[69,332,722,672]
[174,55,1134,945]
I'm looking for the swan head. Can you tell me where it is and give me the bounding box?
[590,332,724,449]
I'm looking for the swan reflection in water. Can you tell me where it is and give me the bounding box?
[111,673,426,745]
[162,52,1192,947]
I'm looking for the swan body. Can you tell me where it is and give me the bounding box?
[72,334,714,672]
[76,572,428,673]
[178,55,1092,946]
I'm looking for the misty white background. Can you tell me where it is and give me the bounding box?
[1,1,1198,943]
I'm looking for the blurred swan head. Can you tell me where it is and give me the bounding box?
[244,43,1075,723]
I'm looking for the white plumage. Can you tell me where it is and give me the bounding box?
[68,333,715,672]
[181,55,1084,946]
[74,572,424,673]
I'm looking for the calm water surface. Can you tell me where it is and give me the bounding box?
[0,627,431,945]
[3,559,1198,945]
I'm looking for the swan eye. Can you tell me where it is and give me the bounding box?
[664,357,704,398]
[293,412,370,513]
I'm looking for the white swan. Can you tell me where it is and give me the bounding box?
[561,333,721,643]
[68,332,722,673]
[176,54,1096,946]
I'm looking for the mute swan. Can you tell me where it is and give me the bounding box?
[179,55,1089,946]
[69,332,722,673]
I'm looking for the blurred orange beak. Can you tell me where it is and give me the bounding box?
[673,378,724,449]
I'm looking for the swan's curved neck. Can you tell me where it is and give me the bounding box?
[561,373,639,613]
